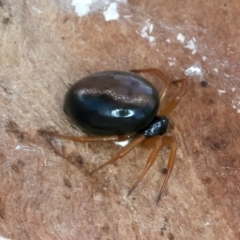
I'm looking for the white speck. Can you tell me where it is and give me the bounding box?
[185,39,196,50]
[115,140,130,147]
[32,6,42,14]
[213,68,218,73]
[185,65,202,76]
[149,23,154,34]
[71,0,92,17]
[168,57,175,66]
[192,49,197,55]
[224,73,230,78]
[237,109,240,114]
[204,221,211,226]
[138,20,155,43]
[140,31,148,38]
[149,36,155,42]
[71,0,126,18]
[202,56,207,61]
[0,237,12,240]
[177,33,185,43]
[141,25,148,33]
[218,89,226,94]
[104,3,119,21]
[166,39,171,43]
[232,88,236,92]
[193,37,196,42]
[15,145,36,151]
[233,105,236,109]
[93,193,103,202]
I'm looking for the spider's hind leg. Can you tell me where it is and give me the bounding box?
[156,136,177,202]
[159,78,187,116]
[130,68,171,101]
[127,135,177,203]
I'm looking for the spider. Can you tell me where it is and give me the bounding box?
[40,68,187,202]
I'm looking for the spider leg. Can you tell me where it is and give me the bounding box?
[38,130,135,142]
[157,136,177,202]
[160,78,187,116]
[130,68,171,101]
[127,136,163,197]
[91,135,146,173]
[127,136,177,203]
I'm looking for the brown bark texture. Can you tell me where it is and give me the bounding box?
[0,0,240,239]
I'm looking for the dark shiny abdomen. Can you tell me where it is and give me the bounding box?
[64,71,159,135]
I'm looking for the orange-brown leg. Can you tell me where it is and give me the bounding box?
[38,130,135,142]
[156,136,177,202]
[91,135,146,173]
[130,68,171,101]
[39,130,146,173]
[160,78,187,116]
[127,135,177,203]
[127,136,163,197]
